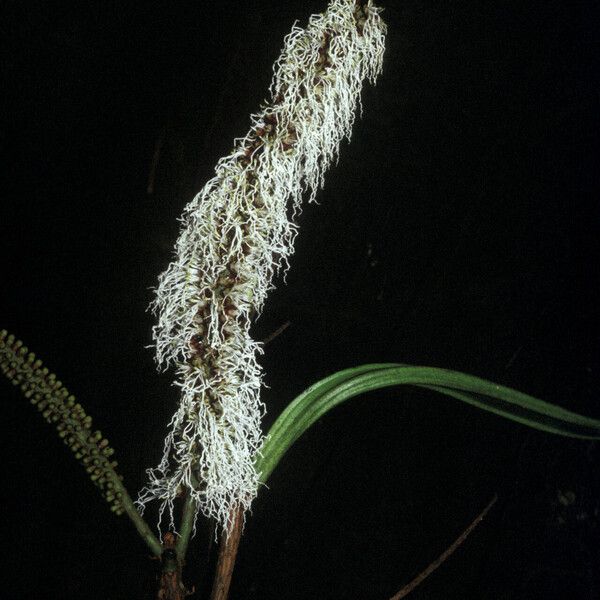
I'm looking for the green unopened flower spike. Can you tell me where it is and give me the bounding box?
[0,330,123,513]
[137,0,385,534]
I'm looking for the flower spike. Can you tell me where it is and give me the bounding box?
[0,330,125,515]
[139,0,386,535]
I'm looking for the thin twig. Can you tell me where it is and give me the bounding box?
[261,320,291,346]
[147,124,167,195]
[390,494,498,600]
[209,505,245,600]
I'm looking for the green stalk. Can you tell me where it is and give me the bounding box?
[176,493,198,560]
[109,469,162,557]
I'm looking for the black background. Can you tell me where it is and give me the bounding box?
[1,1,599,598]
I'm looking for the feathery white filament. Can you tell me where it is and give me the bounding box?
[138,0,386,534]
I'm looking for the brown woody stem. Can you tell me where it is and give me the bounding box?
[209,505,245,600]
[157,532,191,600]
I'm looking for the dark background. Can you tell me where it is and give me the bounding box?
[1,1,599,598]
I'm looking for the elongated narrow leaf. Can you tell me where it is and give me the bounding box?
[256,364,600,483]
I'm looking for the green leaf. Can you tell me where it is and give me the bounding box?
[256,364,600,484]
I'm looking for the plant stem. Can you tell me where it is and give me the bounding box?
[209,505,244,600]
[88,432,163,558]
[176,493,198,561]
[113,475,163,557]
[157,532,191,600]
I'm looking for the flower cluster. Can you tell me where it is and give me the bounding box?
[139,0,386,534]
[0,330,124,514]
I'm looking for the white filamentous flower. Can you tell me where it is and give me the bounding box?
[137,0,386,534]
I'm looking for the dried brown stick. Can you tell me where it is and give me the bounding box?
[147,124,167,195]
[261,320,291,345]
[209,505,245,600]
[390,494,498,600]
